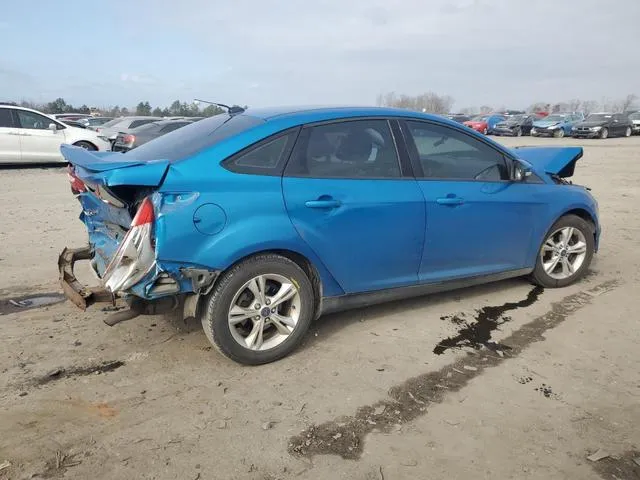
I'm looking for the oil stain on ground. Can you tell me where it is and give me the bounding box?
[0,293,66,315]
[36,360,125,386]
[434,285,544,355]
[288,280,619,460]
[590,450,640,479]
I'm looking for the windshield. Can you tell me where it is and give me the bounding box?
[124,114,264,162]
[506,114,526,122]
[544,115,566,122]
[585,113,612,121]
[471,115,489,122]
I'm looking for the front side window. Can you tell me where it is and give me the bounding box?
[16,110,54,130]
[405,121,508,181]
[285,119,401,179]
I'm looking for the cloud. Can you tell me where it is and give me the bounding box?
[120,73,157,85]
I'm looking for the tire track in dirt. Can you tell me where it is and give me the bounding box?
[288,279,620,460]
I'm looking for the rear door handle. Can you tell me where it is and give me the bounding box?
[436,196,464,206]
[305,199,341,209]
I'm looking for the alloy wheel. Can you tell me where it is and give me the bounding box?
[540,227,588,280]
[227,274,301,351]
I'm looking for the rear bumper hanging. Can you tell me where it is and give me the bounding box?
[58,247,114,310]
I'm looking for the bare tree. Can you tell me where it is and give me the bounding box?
[527,102,548,113]
[376,91,455,114]
[459,106,476,115]
[621,94,638,112]
[567,99,582,112]
[582,100,599,116]
[479,105,492,114]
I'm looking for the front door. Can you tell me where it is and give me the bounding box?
[14,109,66,162]
[401,119,543,283]
[282,119,425,294]
[0,108,21,163]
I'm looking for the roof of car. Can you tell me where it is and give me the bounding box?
[240,105,457,125]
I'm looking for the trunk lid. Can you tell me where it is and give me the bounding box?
[513,146,583,178]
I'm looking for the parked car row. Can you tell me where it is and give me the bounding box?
[445,109,638,140]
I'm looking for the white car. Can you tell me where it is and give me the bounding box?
[0,105,111,164]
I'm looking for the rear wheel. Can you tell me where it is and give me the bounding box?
[599,127,609,139]
[531,215,595,288]
[482,127,488,135]
[200,254,315,365]
[514,127,522,137]
[625,126,632,137]
[73,141,97,151]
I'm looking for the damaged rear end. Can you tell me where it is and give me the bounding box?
[59,145,216,314]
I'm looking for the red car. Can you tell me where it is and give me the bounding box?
[463,114,505,135]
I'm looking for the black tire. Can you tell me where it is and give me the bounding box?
[515,127,522,137]
[201,254,315,365]
[531,214,595,288]
[625,126,632,137]
[553,128,565,138]
[599,127,609,139]
[73,141,97,151]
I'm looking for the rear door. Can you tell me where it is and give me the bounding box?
[400,119,544,283]
[14,109,65,162]
[282,118,425,294]
[0,108,21,163]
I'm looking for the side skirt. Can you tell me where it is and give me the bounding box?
[319,268,533,316]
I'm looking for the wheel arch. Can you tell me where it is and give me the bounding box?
[72,140,98,150]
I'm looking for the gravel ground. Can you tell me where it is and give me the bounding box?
[0,135,639,480]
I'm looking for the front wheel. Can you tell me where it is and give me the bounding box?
[514,127,522,137]
[625,126,632,137]
[482,127,488,135]
[554,128,565,138]
[599,127,609,139]
[200,254,315,365]
[531,215,595,288]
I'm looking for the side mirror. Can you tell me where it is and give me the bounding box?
[48,123,58,131]
[513,161,532,181]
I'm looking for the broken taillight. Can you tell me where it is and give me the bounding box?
[123,134,135,145]
[131,197,154,227]
[67,165,86,194]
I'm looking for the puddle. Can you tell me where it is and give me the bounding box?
[35,360,125,386]
[433,285,544,355]
[590,450,640,479]
[0,293,66,315]
[288,280,619,460]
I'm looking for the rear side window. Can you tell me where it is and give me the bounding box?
[159,122,190,134]
[405,120,508,181]
[0,108,14,127]
[223,131,297,175]
[129,119,158,129]
[285,119,401,179]
[125,114,264,162]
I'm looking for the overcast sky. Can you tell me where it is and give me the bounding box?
[1,0,639,111]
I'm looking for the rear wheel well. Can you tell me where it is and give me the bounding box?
[210,249,322,318]
[73,140,98,150]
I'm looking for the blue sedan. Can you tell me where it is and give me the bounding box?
[60,106,600,364]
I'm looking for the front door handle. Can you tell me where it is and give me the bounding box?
[305,198,341,209]
[436,196,464,206]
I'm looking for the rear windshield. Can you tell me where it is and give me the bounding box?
[123,114,265,162]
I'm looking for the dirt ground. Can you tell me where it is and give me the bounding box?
[1,136,639,480]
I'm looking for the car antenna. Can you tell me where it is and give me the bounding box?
[193,99,245,115]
